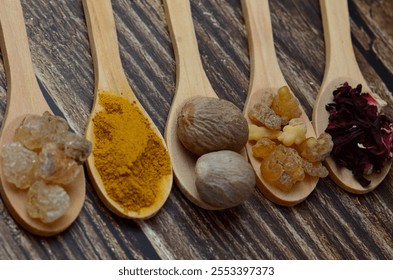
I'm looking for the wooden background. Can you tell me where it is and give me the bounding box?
[0,0,392,259]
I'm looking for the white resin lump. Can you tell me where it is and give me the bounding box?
[27,181,70,223]
[14,112,91,162]
[14,113,69,150]
[1,112,92,223]
[38,142,81,185]
[2,142,37,189]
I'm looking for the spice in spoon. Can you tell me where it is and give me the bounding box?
[325,82,393,187]
[248,86,333,192]
[1,112,92,223]
[92,92,171,213]
[176,96,255,209]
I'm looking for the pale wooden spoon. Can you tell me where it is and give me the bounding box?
[163,0,225,210]
[0,0,85,236]
[83,0,172,219]
[242,0,318,206]
[313,0,391,194]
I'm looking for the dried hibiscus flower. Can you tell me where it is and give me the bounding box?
[325,82,393,187]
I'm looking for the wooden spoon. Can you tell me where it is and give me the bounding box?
[313,0,391,194]
[163,0,225,210]
[242,0,318,206]
[0,0,85,236]
[83,0,172,218]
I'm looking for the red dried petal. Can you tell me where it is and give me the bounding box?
[325,83,393,187]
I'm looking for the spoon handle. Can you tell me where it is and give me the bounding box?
[163,0,215,100]
[82,0,132,97]
[0,0,46,116]
[241,0,286,90]
[320,0,364,81]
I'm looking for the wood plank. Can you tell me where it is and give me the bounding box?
[0,0,391,259]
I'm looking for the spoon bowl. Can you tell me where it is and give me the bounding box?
[313,0,391,193]
[242,0,318,206]
[0,0,85,236]
[83,0,172,218]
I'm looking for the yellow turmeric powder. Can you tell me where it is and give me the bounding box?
[92,92,171,213]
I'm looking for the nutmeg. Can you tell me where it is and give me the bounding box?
[177,97,248,156]
[195,150,255,208]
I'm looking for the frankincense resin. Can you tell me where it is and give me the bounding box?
[248,86,333,192]
[1,112,92,223]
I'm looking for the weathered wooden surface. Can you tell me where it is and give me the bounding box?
[0,0,392,259]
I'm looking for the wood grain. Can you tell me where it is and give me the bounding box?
[0,0,392,259]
